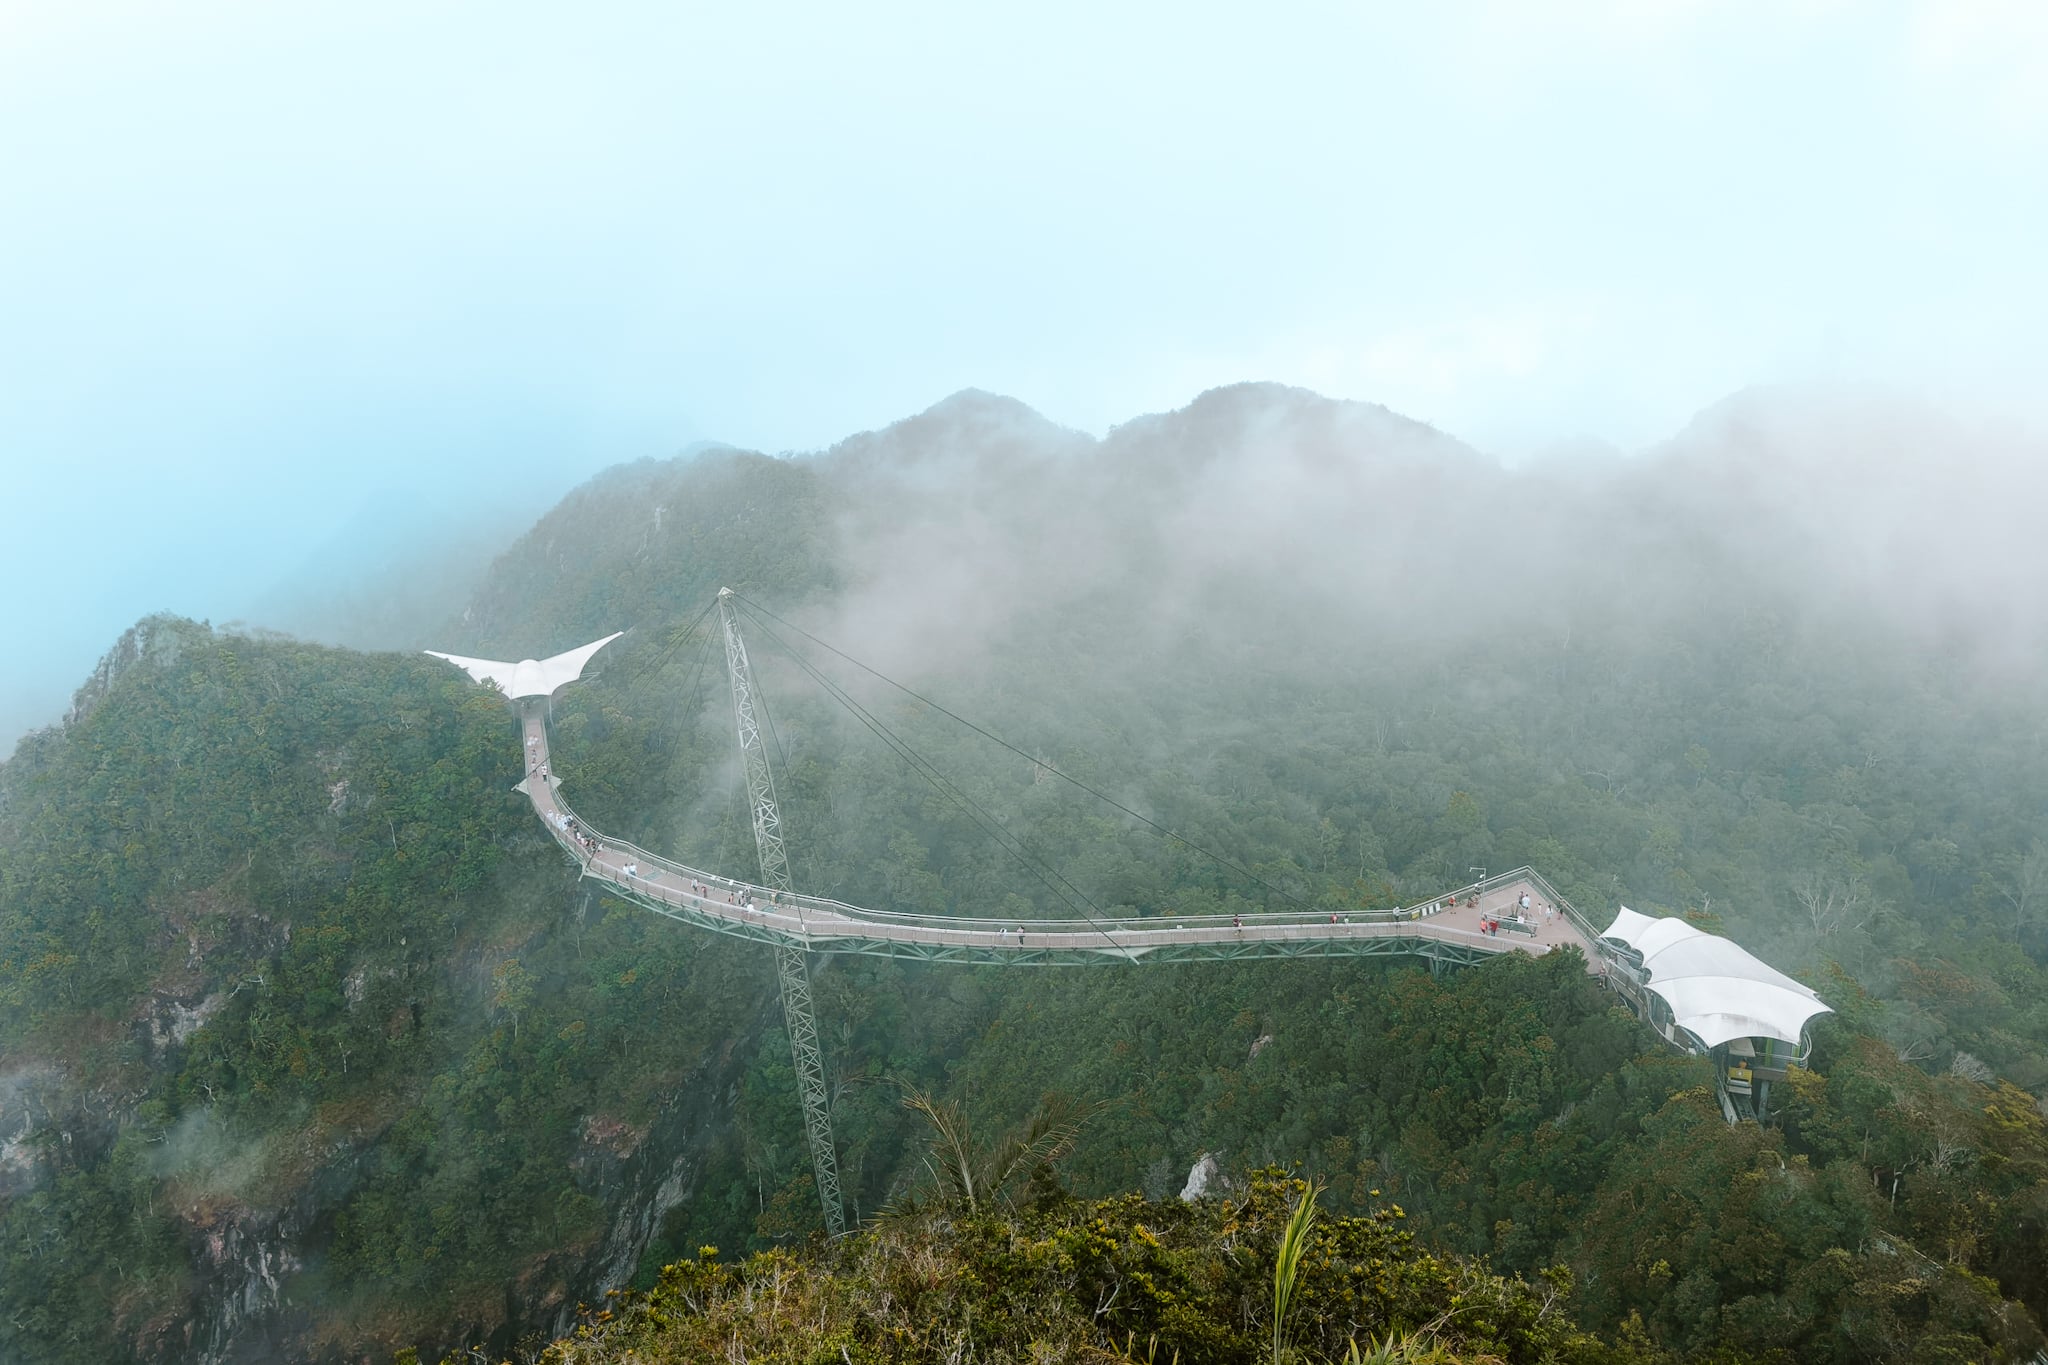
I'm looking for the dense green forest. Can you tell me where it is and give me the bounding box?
[4,386,2047,1362]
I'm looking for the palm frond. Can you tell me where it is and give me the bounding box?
[901,1088,982,1210]
[980,1092,1105,1202]
[888,1082,1105,1217]
[1271,1180,1320,1364]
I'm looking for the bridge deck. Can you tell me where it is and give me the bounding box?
[518,706,1601,967]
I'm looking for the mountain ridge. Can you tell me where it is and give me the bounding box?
[7,379,2048,1363]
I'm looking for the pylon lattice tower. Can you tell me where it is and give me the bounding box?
[717,588,845,1236]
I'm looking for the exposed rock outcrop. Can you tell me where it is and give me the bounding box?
[1180,1152,1222,1202]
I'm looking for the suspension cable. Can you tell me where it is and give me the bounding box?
[728,592,1309,912]
[664,624,722,788]
[734,601,1129,945]
[600,593,722,699]
[735,602,1106,924]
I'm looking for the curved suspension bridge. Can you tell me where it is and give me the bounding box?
[440,590,1612,1236]
[519,700,1599,968]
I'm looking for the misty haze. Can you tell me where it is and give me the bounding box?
[4,6,2048,1365]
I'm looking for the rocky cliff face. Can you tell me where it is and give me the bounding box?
[0,1064,68,1199]
[1,988,764,1364]
[180,1160,330,1363]
[424,1007,759,1365]
[63,615,197,732]
[564,1021,762,1323]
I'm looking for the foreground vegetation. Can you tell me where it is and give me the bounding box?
[516,1154,2047,1365]
[519,1174,1635,1365]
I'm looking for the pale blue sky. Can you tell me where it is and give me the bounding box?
[2,1,2044,750]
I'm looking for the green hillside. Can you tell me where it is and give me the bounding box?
[5,389,2048,1363]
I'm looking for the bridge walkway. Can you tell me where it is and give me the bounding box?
[518,705,1602,968]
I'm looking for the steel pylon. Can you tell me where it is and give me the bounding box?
[717,589,846,1236]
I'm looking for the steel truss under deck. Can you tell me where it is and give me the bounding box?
[577,873,1508,970]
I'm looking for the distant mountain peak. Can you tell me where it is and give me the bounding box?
[920,387,1049,422]
[1107,380,1487,473]
[822,388,1094,472]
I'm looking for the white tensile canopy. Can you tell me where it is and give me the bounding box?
[1601,906,1830,1050]
[424,632,624,700]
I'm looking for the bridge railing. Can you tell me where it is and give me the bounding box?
[540,788,1494,939]
[529,714,1614,950]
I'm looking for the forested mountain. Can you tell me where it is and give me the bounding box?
[4,384,2047,1363]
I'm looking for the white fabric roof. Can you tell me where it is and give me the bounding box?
[425,632,624,699]
[1601,906,1830,1050]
